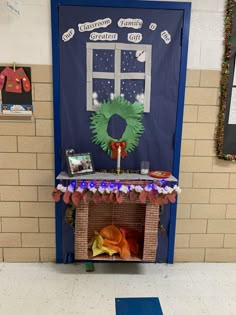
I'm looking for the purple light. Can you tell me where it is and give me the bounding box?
[160,179,167,186]
[71,180,76,187]
[101,181,107,188]
[80,181,87,188]
[109,183,115,189]
[89,181,96,188]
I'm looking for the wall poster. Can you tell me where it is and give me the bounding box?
[0,66,33,116]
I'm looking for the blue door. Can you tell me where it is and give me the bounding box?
[51,0,191,263]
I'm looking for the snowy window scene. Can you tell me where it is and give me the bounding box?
[93,79,115,104]
[86,42,152,112]
[93,50,115,73]
[121,50,146,73]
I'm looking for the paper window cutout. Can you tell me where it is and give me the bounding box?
[121,79,145,103]
[87,42,152,112]
[121,50,145,73]
[93,50,115,72]
[93,79,114,104]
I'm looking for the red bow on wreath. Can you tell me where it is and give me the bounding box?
[109,141,128,159]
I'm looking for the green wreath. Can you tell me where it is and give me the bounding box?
[90,97,144,157]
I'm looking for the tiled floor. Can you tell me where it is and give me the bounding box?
[0,262,235,315]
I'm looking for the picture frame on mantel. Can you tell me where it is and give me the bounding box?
[66,152,94,177]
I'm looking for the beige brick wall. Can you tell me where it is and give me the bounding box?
[0,64,55,262]
[0,65,233,263]
[175,69,236,262]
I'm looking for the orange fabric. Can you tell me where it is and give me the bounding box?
[118,228,130,259]
[100,225,131,259]
[100,225,122,244]
[120,227,142,256]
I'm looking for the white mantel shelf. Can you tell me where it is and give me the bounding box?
[56,171,177,182]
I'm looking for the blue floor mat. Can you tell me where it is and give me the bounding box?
[115,297,164,315]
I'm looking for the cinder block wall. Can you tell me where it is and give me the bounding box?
[0,65,55,262]
[176,69,236,262]
[0,65,235,262]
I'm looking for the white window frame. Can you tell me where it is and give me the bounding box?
[86,42,152,112]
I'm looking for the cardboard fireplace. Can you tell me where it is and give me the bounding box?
[54,173,179,262]
[75,196,160,262]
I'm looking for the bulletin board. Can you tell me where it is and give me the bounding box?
[51,0,191,263]
[217,0,236,160]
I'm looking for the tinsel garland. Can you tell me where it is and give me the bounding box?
[216,0,236,161]
[52,181,181,206]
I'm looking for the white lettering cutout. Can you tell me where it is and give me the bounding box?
[128,33,143,43]
[62,28,75,42]
[78,18,112,32]
[118,18,143,29]
[89,32,118,41]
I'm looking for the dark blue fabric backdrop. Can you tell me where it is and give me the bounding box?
[59,5,183,262]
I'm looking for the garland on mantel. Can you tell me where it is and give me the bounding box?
[52,181,181,206]
[216,0,235,161]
